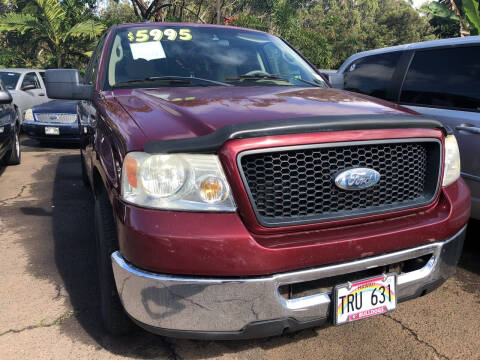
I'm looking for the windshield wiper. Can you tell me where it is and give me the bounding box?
[169,76,231,86]
[112,76,231,88]
[226,73,324,87]
[226,73,290,82]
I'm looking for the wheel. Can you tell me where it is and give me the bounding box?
[3,125,21,165]
[80,152,90,189]
[94,190,133,335]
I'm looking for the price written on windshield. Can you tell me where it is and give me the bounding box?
[128,29,193,43]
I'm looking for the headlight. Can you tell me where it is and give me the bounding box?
[121,152,236,211]
[24,109,34,121]
[442,135,461,187]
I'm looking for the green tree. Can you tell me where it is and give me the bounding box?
[420,1,461,37]
[421,0,480,36]
[100,0,140,27]
[460,0,480,34]
[228,0,434,69]
[0,0,105,67]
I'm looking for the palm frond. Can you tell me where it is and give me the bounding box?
[35,0,66,35]
[0,13,42,34]
[65,20,105,40]
[461,0,480,33]
[420,2,459,21]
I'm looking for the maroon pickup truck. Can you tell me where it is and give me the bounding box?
[45,23,470,339]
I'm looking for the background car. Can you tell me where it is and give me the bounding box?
[0,68,51,126]
[22,100,80,143]
[329,36,480,219]
[0,80,21,166]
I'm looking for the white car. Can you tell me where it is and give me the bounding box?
[0,68,51,126]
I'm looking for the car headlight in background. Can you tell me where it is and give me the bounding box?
[121,152,236,211]
[442,135,461,187]
[24,109,34,121]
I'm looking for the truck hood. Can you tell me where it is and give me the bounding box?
[112,86,415,142]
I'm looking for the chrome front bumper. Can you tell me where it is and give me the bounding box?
[112,226,466,339]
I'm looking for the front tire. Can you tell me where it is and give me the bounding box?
[4,126,21,165]
[94,190,133,335]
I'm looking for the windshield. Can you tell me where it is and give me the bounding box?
[106,26,327,89]
[0,72,20,90]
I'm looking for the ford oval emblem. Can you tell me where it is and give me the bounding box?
[334,167,381,191]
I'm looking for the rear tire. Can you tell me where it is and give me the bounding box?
[4,125,21,165]
[95,190,133,335]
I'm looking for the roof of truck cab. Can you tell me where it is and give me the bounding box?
[113,22,268,34]
[338,35,480,73]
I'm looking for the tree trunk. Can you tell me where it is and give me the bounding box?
[131,0,149,19]
[197,0,203,19]
[216,0,221,24]
[448,0,470,36]
[57,53,62,68]
[179,0,184,20]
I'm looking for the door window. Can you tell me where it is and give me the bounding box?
[400,46,480,112]
[21,73,41,90]
[344,52,402,101]
[85,34,106,86]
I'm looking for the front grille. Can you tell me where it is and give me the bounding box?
[35,113,77,124]
[239,139,441,227]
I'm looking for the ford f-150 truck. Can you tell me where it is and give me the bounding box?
[44,23,470,339]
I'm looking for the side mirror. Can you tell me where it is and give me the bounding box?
[45,69,93,100]
[0,90,13,104]
[21,84,35,91]
[328,73,345,89]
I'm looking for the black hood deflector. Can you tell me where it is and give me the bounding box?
[144,114,448,154]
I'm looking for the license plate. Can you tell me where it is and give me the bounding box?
[334,273,396,325]
[45,127,60,135]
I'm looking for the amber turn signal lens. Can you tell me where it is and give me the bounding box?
[125,157,138,188]
[199,176,226,203]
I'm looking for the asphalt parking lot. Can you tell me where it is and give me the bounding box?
[0,137,479,360]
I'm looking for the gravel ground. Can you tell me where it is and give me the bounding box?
[0,137,479,360]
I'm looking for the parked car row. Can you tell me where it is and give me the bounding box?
[0,68,80,169]
[0,68,50,126]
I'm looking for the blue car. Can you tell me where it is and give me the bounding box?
[22,99,79,142]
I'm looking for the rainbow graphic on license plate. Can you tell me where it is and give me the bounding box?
[335,275,396,325]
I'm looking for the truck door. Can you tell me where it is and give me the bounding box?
[20,72,47,109]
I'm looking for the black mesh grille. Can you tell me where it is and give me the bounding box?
[239,140,441,227]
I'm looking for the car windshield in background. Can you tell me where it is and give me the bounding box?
[107,26,327,89]
[0,72,20,90]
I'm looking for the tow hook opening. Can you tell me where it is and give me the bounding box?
[278,254,432,300]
